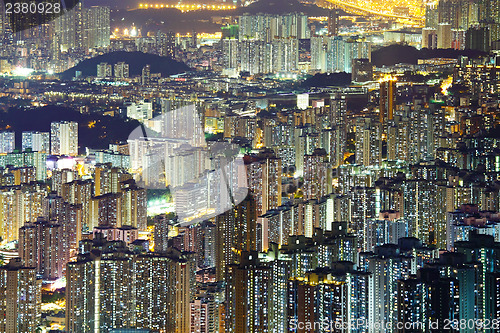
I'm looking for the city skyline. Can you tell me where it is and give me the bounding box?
[0,0,499,332]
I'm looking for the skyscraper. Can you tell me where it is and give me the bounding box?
[142,64,151,85]
[355,117,382,166]
[61,179,92,231]
[330,92,347,167]
[365,245,413,332]
[437,23,452,49]
[311,36,371,73]
[120,181,147,231]
[0,258,41,332]
[114,62,129,78]
[53,2,83,52]
[93,164,132,196]
[303,148,331,200]
[438,0,469,29]
[135,254,171,331]
[89,193,122,229]
[221,38,239,75]
[238,13,308,42]
[97,62,112,78]
[21,131,49,153]
[153,214,174,253]
[82,6,110,50]
[19,217,64,280]
[0,183,49,243]
[225,251,270,333]
[267,250,289,333]
[247,149,282,216]
[380,78,396,123]
[50,121,78,156]
[455,232,500,321]
[66,238,195,333]
[0,131,15,153]
[422,27,438,48]
[66,241,136,332]
[288,268,348,332]
[425,2,439,28]
[164,31,176,58]
[216,209,236,281]
[0,149,47,181]
[465,26,491,52]
[397,268,459,331]
[328,7,340,36]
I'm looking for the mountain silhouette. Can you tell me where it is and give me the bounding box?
[60,51,191,79]
[372,44,488,66]
[237,0,335,15]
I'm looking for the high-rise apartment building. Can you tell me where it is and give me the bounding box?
[51,169,77,197]
[153,214,173,253]
[53,2,83,52]
[163,31,176,58]
[66,238,195,333]
[61,179,93,230]
[225,251,270,333]
[21,131,49,153]
[238,13,308,42]
[82,6,110,50]
[126,101,153,122]
[289,269,348,331]
[50,121,78,156]
[0,258,41,332]
[437,0,470,29]
[93,164,132,196]
[310,36,371,73]
[216,209,237,281]
[220,13,310,75]
[97,62,112,78]
[380,78,396,123]
[89,193,122,229]
[0,183,49,243]
[51,2,109,54]
[221,38,239,76]
[247,149,282,216]
[0,131,14,154]
[114,62,129,78]
[303,148,330,200]
[355,117,382,166]
[437,23,452,49]
[422,27,438,48]
[328,7,340,36]
[66,242,136,332]
[18,217,65,280]
[364,245,413,332]
[120,180,147,230]
[455,232,500,321]
[142,64,151,85]
[465,26,491,52]
[0,150,47,181]
[397,268,459,330]
[425,2,439,28]
[329,92,347,167]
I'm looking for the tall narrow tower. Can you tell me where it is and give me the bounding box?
[328,7,340,36]
[380,78,396,124]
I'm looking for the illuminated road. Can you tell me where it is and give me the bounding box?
[137,1,423,24]
[138,3,237,11]
[321,0,424,25]
[339,28,407,36]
